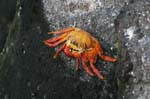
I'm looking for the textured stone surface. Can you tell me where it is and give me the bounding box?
[42,0,122,81]
[0,0,16,52]
[0,0,150,99]
[115,0,150,99]
[42,0,120,98]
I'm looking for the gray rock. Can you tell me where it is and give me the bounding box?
[115,0,150,99]
[0,0,150,99]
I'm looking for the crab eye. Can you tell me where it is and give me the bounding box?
[73,42,78,46]
[69,48,78,52]
[69,48,73,52]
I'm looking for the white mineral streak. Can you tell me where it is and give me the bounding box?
[124,26,136,40]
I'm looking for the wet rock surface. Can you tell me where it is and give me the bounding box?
[0,0,150,99]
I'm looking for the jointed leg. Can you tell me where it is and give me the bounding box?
[90,62,105,80]
[45,33,67,43]
[53,44,66,59]
[82,60,94,76]
[98,52,117,62]
[48,27,75,34]
[76,57,81,71]
[97,43,117,62]
[44,38,66,47]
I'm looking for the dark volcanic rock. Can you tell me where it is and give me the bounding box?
[0,0,16,52]
[0,0,150,99]
[0,0,118,98]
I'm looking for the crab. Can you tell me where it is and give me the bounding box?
[44,27,117,79]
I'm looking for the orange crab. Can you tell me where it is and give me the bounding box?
[44,27,117,79]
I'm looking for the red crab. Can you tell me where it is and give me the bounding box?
[44,27,117,79]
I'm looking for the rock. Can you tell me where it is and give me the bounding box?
[0,0,149,99]
[42,0,121,98]
[0,0,16,52]
[0,0,119,98]
[115,0,150,99]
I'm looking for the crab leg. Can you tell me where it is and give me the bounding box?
[90,62,105,80]
[82,59,94,76]
[48,27,75,34]
[53,44,66,59]
[98,52,117,62]
[45,33,67,43]
[76,57,81,71]
[95,42,117,62]
[44,38,66,47]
